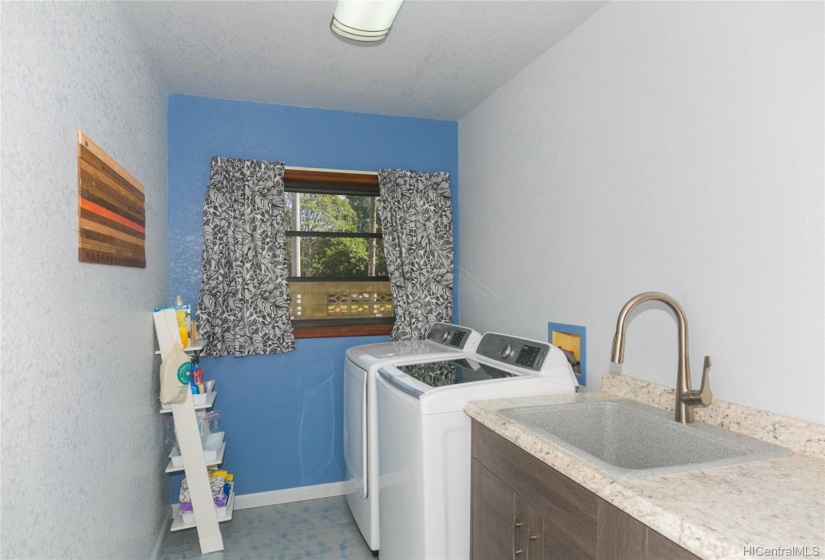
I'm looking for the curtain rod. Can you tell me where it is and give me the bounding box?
[285,165,378,177]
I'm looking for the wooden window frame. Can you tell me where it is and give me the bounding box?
[284,167,393,339]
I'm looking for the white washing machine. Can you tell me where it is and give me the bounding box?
[344,323,482,555]
[375,332,578,560]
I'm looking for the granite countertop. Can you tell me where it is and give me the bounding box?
[465,372,825,560]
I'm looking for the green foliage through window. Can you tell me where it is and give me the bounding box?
[285,193,387,278]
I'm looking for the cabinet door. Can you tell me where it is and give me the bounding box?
[472,459,516,560]
[647,529,701,560]
[473,420,597,560]
[597,500,701,560]
[596,500,646,560]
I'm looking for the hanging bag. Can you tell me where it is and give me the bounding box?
[160,343,191,405]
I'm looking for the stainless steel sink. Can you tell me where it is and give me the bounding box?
[499,399,791,478]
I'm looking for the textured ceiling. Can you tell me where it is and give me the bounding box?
[119,1,606,121]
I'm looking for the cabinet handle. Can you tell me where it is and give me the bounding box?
[513,516,524,558]
[527,530,538,560]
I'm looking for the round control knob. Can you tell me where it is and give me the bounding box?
[439,330,450,343]
[500,344,513,358]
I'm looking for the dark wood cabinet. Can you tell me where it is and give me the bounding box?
[471,420,701,560]
[473,458,516,559]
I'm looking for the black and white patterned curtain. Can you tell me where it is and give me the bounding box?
[379,169,454,341]
[196,157,295,357]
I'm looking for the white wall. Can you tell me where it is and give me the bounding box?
[1,3,169,558]
[459,2,824,424]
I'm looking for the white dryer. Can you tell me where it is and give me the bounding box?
[344,323,482,555]
[375,332,578,560]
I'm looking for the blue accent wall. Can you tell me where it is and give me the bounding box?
[167,95,459,497]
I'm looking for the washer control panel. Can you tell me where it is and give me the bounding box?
[426,323,471,349]
[476,333,550,372]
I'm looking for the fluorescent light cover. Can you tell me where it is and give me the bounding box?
[331,0,404,43]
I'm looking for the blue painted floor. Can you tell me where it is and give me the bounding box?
[159,496,375,560]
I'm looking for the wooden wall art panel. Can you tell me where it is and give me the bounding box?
[77,132,146,268]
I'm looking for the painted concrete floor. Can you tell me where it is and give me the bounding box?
[159,496,376,560]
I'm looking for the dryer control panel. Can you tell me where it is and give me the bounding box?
[476,333,550,372]
[426,323,475,349]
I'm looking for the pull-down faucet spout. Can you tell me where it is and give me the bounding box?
[611,292,712,424]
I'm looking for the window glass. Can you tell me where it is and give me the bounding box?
[283,181,393,329]
[286,236,387,278]
[285,193,382,234]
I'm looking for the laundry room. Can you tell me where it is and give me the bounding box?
[1,1,823,559]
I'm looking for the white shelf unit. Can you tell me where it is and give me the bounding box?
[170,482,236,532]
[155,339,206,355]
[162,382,233,553]
[165,442,227,474]
[160,389,217,413]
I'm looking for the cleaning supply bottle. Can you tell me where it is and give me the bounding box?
[173,295,189,347]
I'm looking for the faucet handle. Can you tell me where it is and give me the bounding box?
[698,355,713,406]
[685,356,713,408]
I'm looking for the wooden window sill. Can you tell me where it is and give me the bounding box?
[293,324,393,339]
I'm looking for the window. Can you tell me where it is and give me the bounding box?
[284,168,393,338]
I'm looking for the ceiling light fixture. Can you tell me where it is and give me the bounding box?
[331,0,405,43]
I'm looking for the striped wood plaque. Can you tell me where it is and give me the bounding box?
[77,132,146,268]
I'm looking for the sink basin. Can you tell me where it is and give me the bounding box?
[499,399,791,478]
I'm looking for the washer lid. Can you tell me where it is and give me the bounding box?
[394,358,515,388]
[345,324,483,369]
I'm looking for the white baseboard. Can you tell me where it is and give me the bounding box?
[149,506,172,560]
[234,480,350,511]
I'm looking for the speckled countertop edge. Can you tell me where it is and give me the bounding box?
[465,375,825,560]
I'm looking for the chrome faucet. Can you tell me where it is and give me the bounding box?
[610,292,712,423]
